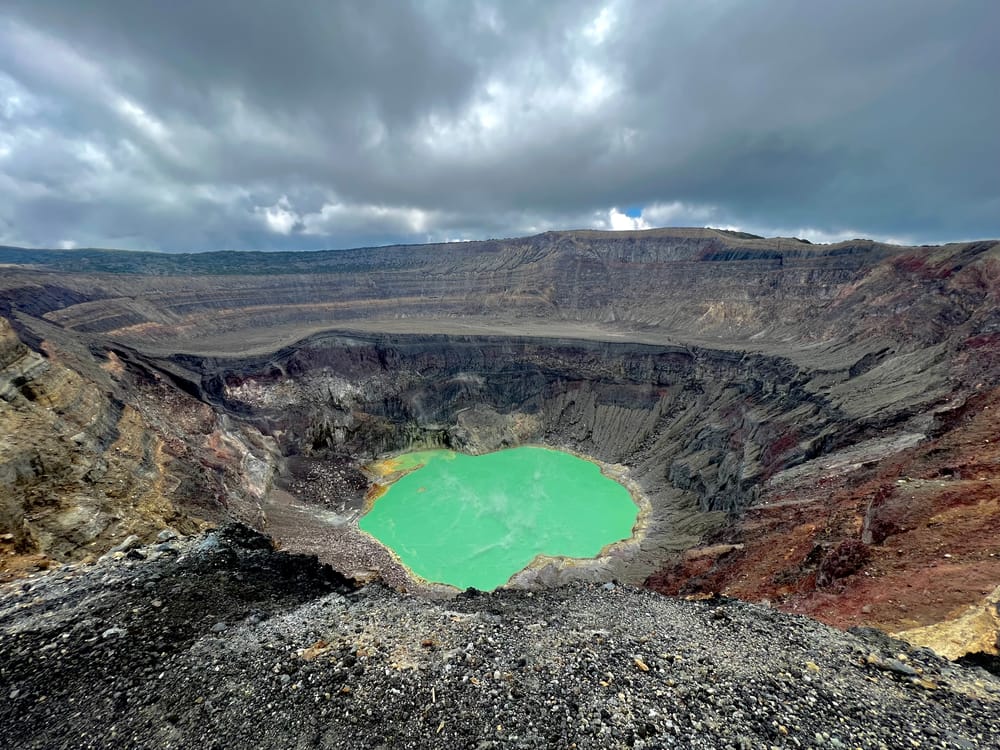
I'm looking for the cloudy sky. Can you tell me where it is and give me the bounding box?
[0,1,997,252]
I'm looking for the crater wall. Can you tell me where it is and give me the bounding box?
[158,330,940,586]
[1,229,998,641]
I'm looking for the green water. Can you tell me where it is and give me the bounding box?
[358,446,638,590]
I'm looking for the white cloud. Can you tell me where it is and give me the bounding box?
[1,92,24,120]
[256,196,300,235]
[253,195,441,238]
[573,60,615,111]
[607,207,649,230]
[771,226,914,246]
[0,20,108,99]
[304,200,435,236]
[220,93,315,154]
[0,72,38,120]
[592,202,720,231]
[115,97,170,145]
[473,3,504,34]
[413,43,619,160]
[702,222,915,246]
[642,201,718,226]
[582,5,616,45]
[587,199,917,244]
[74,142,112,172]
[781,227,865,244]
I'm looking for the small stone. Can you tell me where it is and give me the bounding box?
[805,661,820,673]
[157,528,180,542]
[210,622,227,633]
[151,599,163,608]
[602,582,616,591]
[102,627,125,639]
[298,640,330,661]
[868,656,919,677]
[883,659,918,676]
[633,657,650,672]
[113,535,142,553]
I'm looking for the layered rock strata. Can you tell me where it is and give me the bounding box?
[0,229,998,652]
[0,318,277,576]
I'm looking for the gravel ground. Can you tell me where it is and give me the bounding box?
[1,525,998,749]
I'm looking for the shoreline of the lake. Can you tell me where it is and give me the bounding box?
[358,445,650,591]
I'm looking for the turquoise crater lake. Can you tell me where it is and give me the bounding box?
[359,446,639,590]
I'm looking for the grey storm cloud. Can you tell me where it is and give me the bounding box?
[0,0,998,251]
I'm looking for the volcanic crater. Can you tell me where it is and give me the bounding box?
[2,228,999,650]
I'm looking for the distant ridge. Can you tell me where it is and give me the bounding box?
[1,227,987,277]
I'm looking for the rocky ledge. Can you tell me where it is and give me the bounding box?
[1,525,997,749]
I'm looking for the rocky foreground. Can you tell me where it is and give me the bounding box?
[1,526,998,749]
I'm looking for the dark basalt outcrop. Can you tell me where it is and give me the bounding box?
[2,525,998,749]
[1,228,998,652]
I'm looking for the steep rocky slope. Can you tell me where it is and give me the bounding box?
[2,525,998,749]
[163,330,926,592]
[0,317,277,579]
[1,228,998,659]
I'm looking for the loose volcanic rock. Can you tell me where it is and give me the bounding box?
[1,526,998,749]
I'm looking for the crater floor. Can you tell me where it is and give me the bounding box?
[359,447,640,591]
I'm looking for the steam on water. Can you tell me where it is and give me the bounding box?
[359,447,638,590]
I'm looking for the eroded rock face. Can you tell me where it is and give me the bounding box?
[1,229,998,650]
[176,334,838,582]
[0,317,279,573]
